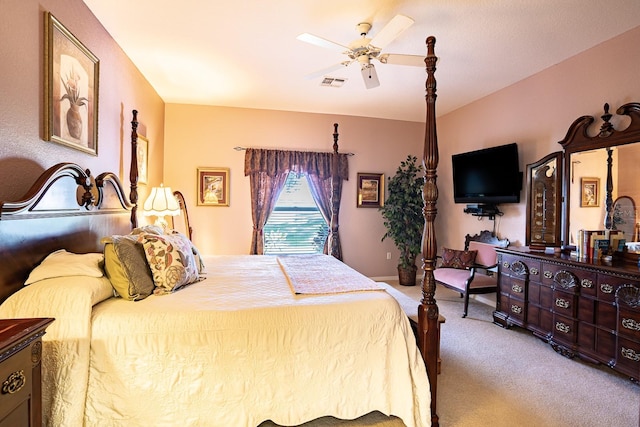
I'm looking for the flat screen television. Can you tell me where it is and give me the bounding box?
[452,142,522,205]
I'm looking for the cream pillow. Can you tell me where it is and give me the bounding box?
[25,249,104,285]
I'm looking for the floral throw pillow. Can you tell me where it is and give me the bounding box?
[440,248,477,269]
[140,233,200,295]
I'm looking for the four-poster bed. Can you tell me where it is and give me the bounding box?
[0,37,441,426]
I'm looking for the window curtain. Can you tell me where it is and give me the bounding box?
[244,148,349,257]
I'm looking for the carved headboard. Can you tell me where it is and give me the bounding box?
[0,163,133,303]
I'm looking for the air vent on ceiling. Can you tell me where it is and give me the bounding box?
[320,77,347,88]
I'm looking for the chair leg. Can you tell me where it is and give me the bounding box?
[462,293,469,318]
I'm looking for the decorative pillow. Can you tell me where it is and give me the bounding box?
[103,235,155,301]
[440,248,477,269]
[167,230,205,274]
[129,224,164,236]
[140,233,200,295]
[25,249,104,285]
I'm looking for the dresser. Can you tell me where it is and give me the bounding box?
[493,247,640,382]
[0,318,54,427]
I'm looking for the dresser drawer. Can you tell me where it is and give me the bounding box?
[0,345,33,422]
[598,275,633,303]
[618,307,640,342]
[553,289,577,317]
[552,314,577,344]
[499,293,525,325]
[500,255,540,281]
[615,336,640,379]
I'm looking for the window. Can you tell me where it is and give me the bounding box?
[264,173,329,254]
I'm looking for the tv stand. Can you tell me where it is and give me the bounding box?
[464,203,502,220]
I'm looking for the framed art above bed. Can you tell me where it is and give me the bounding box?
[44,12,99,155]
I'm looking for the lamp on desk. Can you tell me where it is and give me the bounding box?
[143,184,180,230]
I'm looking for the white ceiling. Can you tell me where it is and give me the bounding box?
[82,0,640,122]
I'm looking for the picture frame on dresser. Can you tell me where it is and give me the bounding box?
[44,12,99,155]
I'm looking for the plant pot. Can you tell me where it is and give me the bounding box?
[398,264,417,286]
[66,104,83,139]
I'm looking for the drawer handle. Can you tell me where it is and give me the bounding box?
[511,305,522,314]
[503,261,510,269]
[2,370,26,395]
[621,347,640,362]
[530,267,539,276]
[555,322,571,334]
[544,271,553,279]
[555,298,570,309]
[511,284,523,293]
[581,279,594,288]
[622,318,640,332]
[600,283,614,294]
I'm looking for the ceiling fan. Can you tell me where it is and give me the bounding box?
[297,14,425,89]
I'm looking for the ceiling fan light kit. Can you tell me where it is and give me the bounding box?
[297,14,425,89]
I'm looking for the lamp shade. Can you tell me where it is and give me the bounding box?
[143,185,180,217]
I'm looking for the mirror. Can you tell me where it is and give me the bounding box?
[526,152,563,250]
[559,102,640,248]
[568,146,640,245]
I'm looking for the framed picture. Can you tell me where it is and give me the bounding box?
[357,173,384,208]
[136,135,149,185]
[197,167,230,206]
[44,12,99,155]
[580,177,600,207]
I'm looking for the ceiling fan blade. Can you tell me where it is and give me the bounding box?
[369,14,414,49]
[297,33,349,52]
[361,64,380,89]
[304,62,351,80]
[378,53,425,67]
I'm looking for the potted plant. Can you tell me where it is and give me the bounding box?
[380,155,424,286]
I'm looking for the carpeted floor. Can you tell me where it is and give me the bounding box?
[392,283,640,427]
[262,283,640,427]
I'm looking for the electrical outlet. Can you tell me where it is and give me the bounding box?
[386,252,392,260]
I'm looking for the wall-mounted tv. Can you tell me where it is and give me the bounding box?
[452,142,522,205]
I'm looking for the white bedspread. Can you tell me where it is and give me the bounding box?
[2,255,430,427]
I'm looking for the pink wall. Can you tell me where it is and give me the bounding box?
[436,25,640,251]
[3,2,639,279]
[0,0,165,204]
[163,104,424,277]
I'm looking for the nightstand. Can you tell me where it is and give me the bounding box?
[0,318,54,427]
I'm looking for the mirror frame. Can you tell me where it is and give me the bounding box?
[558,102,640,247]
[525,151,563,250]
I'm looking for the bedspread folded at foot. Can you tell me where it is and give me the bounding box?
[277,254,383,294]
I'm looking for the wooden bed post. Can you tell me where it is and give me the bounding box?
[418,36,440,427]
[329,123,342,260]
[130,109,139,228]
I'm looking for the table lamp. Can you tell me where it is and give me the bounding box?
[143,184,180,229]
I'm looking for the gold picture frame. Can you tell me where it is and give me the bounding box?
[357,173,384,208]
[197,167,230,206]
[136,135,149,185]
[44,12,99,155]
[580,177,600,207]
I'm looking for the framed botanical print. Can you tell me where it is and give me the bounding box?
[197,167,230,206]
[357,173,384,208]
[44,12,99,155]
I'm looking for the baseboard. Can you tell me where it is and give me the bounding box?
[369,275,398,282]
